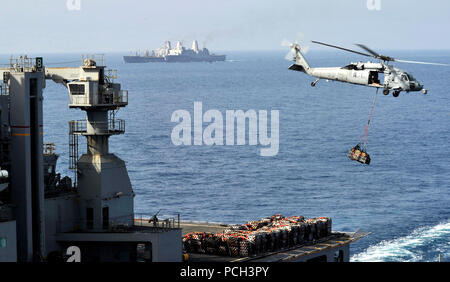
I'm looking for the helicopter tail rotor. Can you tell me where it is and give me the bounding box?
[283,34,312,74]
[282,32,310,61]
[287,45,312,73]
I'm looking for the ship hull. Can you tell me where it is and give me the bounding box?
[123,56,165,63]
[123,55,226,63]
[164,54,226,63]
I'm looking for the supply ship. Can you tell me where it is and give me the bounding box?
[123,40,226,63]
[0,55,365,262]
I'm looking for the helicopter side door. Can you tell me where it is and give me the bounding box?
[368,71,381,85]
[347,69,370,85]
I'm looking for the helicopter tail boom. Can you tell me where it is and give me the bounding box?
[288,64,307,73]
[289,44,312,74]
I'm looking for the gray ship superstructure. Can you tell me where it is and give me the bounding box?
[0,56,181,262]
[123,40,226,63]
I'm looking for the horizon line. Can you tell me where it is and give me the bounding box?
[1,48,450,56]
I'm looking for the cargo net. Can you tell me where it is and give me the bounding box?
[347,143,371,165]
[183,215,332,257]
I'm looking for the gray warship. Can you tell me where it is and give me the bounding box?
[0,55,365,262]
[123,40,226,63]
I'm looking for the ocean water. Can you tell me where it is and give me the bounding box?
[7,49,448,262]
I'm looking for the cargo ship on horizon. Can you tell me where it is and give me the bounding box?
[123,40,226,63]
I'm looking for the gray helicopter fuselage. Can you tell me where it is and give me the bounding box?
[306,62,423,92]
[309,62,383,87]
[288,45,426,94]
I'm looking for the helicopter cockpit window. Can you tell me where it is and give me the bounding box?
[402,74,409,81]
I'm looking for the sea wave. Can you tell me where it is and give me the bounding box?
[351,221,450,262]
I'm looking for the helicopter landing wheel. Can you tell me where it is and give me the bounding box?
[393,91,400,97]
[383,89,389,95]
[311,82,316,87]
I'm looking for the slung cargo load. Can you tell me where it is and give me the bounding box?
[348,144,371,165]
[183,214,332,258]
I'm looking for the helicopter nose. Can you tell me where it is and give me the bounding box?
[417,83,423,90]
[413,81,423,90]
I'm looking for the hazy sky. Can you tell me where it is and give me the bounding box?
[1,0,449,53]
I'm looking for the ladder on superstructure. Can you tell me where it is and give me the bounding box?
[69,122,79,187]
[0,83,11,171]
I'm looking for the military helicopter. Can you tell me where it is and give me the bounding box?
[285,39,449,97]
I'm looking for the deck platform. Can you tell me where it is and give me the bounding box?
[178,221,368,262]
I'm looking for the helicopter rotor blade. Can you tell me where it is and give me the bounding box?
[355,44,381,58]
[301,45,310,54]
[355,44,395,62]
[394,59,450,66]
[285,50,295,61]
[312,40,450,66]
[311,40,373,58]
[356,43,449,65]
[284,33,310,61]
[284,44,297,61]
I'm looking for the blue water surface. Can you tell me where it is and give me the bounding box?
[5,50,448,261]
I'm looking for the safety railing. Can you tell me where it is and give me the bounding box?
[118,90,128,104]
[9,55,34,72]
[100,90,128,105]
[81,54,105,67]
[69,119,125,135]
[0,83,9,96]
[133,213,181,230]
[56,214,180,233]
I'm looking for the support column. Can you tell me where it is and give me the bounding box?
[9,71,46,261]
